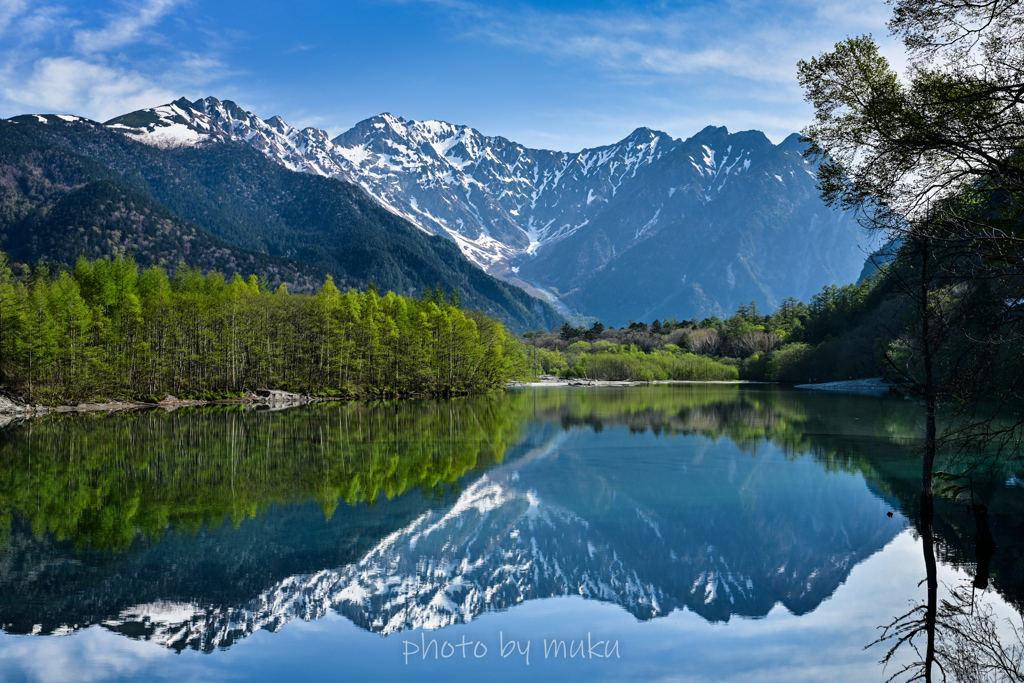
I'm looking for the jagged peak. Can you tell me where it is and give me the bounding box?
[698,124,730,136]
[170,96,197,112]
[777,132,807,153]
[626,125,670,139]
[721,129,774,152]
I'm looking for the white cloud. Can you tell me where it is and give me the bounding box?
[413,0,906,87]
[0,0,29,35]
[73,0,183,53]
[0,626,172,683]
[165,52,229,89]
[3,57,174,120]
[0,0,235,120]
[14,5,72,44]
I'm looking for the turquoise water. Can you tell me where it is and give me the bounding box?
[0,386,1020,682]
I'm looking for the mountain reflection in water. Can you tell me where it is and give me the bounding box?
[0,385,1018,663]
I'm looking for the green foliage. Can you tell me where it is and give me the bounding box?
[562,348,738,382]
[800,280,878,346]
[531,347,568,375]
[739,352,769,381]
[0,397,526,550]
[768,344,814,383]
[522,273,904,384]
[0,253,527,402]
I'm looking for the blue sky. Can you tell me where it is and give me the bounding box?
[0,0,904,151]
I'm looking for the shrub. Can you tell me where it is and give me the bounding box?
[768,343,814,382]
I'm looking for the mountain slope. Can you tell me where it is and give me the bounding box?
[105,97,868,324]
[107,98,681,273]
[0,117,327,289]
[0,115,562,332]
[552,130,864,322]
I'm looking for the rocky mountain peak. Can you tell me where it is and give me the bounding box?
[101,97,866,322]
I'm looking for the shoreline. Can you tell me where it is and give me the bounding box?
[0,388,473,420]
[510,377,770,388]
[0,390,318,419]
[793,377,893,394]
[513,376,895,392]
[0,377,896,421]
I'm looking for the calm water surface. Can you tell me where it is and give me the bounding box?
[0,385,1021,682]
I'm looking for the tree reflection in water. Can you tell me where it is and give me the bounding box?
[0,384,1022,679]
[874,493,1024,683]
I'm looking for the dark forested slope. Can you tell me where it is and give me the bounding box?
[0,116,561,332]
[0,117,328,290]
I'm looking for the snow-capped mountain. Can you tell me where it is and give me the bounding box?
[330,117,679,272]
[107,98,680,275]
[106,97,867,323]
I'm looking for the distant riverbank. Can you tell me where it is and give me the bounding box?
[512,376,894,393]
[0,377,895,424]
[511,376,768,388]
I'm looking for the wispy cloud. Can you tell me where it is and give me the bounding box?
[73,0,183,53]
[3,57,175,120]
[393,0,907,148]
[440,0,902,86]
[0,0,234,120]
[396,0,904,96]
[14,5,72,44]
[0,0,30,36]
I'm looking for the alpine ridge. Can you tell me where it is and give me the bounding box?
[0,113,565,332]
[106,97,869,324]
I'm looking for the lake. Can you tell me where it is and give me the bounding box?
[0,385,1021,682]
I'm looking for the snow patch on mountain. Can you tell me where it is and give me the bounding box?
[111,121,209,148]
[104,100,705,276]
[102,99,845,320]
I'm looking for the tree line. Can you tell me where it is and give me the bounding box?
[0,253,528,403]
[521,278,892,384]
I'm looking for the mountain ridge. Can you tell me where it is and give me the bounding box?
[104,97,867,324]
[0,114,563,332]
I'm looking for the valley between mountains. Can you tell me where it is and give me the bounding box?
[1,97,869,329]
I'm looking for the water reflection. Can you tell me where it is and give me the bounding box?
[0,386,1020,670]
[872,492,1024,682]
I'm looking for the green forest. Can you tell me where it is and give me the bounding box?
[525,259,1023,402]
[522,277,890,384]
[0,252,528,403]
